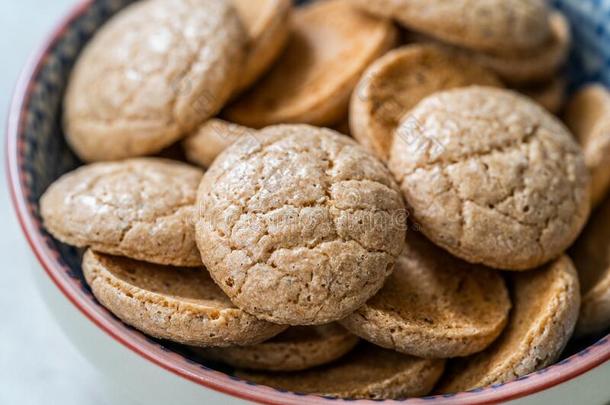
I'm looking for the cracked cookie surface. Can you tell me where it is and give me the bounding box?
[41,158,203,266]
[388,86,590,270]
[64,0,246,162]
[352,0,550,54]
[83,250,286,346]
[437,255,580,393]
[195,125,406,325]
[196,323,358,371]
[237,343,445,399]
[340,231,510,359]
[350,44,501,161]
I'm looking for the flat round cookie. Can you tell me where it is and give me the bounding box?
[183,119,256,168]
[437,255,580,393]
[571,196,610,337]
[237,343,445,400]
[352,0,551,54]
[518,76,566,115]
[388,86,590,271]
[64,0,246,162]
[224,0,397,128]
[195,125,406,325]
[231,0,292,94]
[197,324,358,371]
[350,44,501,161]
[340,232,510,358]
[40,158,203,267]
[83,250,286,346]
[565,84,610,208]
[467,12,571,85]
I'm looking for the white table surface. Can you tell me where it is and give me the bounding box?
[0,1,135,404]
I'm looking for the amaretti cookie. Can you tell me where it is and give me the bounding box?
[565,84,610,208]
[350,44,501,161]
[352,0,551,54]
[224,0,397,128]
[183,119,256,168]
[388,87,590,271]
[340,232,510,359]
[40,158,203,267]
[197,324,358,371]
[82,250,286,346]
[407,11,570,86]
[237,343,445,399]
[195,125,406,325]
[467,12,571,85]
[437,256,580,393]
[231,0,292,94]
[64,0,246,161]
[571,197,610,337]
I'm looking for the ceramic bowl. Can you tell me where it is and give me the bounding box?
[6,0,610,404]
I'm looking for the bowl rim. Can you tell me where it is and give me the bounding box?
[6,0,610,404]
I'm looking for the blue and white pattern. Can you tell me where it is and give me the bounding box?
[13,0,610,401]
[554,0,610,88]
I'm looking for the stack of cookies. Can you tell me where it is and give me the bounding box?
[39,0,610,400]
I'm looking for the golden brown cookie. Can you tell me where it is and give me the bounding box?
[388,86,590,271]
[518,76,567,115]
[197,324,358,371]
[195,125,406,325]
[183,119,256,168]
[340,232,510,358]
[571,196,610,337]
[83,250,286,346]
[467,12,571,86]
[64,0,247,162]
[437,256,580,393]
[40,158,203,267]
[407,12,570,86]
[565,84,610,208]
[224,0,397,128]
[231,0,292,94]
[353,0,551,54]
[350,44,501,161]
[237,343,445,399]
